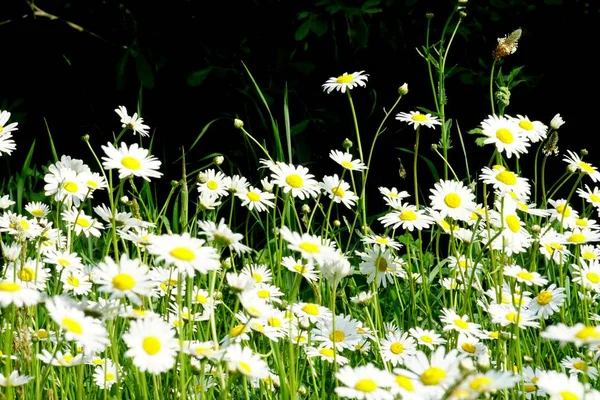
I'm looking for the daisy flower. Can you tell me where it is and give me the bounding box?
[503,264,549,287]
[439,308,482,336]
[542,323,600,347]
[25,201,50,218]
[292,302,332,325]
[461,370,519,396]
[380,331,417,366]
[379,186,410,206]
[197,169,231,198]
[123,316,179,374]
[335,364,395,400]
[361,234,402,250]
[101,142,162,181]
[509,114,548,143]
[0,370,33,387]
[564,149,600,182]
[581,244,600,262]
[36,349,85,367]
[480,114,530,158]
[198,218,251,255]
[93,359,121,389]
[61,206,104,238]
[224,343,269,379]
[565,228,600,245]
[240,264,272,284]
[408,327,446,350]
[398,347,461,396]
[0,194,15,209]
[322,71,369,94]
[235,186,275,212]
[356,246,406,288]
[279,226,336,265]
[61,269,93,296]
[312,314,362,351]
[456,333,487,357]
[0,110,18,135]
[488,303,540,329]
[329,149,367,171]
[320,174,358,209]
[270,163,319,200]
[0,132,16,156]
[550,113,565,130]
[378,203,434,231]
[45,296,110,353]
[0,281,42,307]
[115,105,150,137]
[305,346,349,366]
[281,257,319,282]
[528,284,566,319]
[547,198,579,228]
[562,356,599,380]
[146,232,220,277]
[571,259,600,292]
[536,371,585,400]
[479,165,530,196]
[92,253,154,305]
[429,180,477,222]
[396,111,442,130]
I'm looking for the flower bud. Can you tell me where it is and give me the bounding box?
[301,204,311,214]
[197,172,208,184]
[342,138,353,149]
[550,113,565,130]
[234,119,244,129]
[398,83,409,95]
[333,219,341,227]
[213,155,224,165]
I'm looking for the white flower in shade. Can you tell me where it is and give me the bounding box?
[480,114,530,158]
[398,347,461,397]
[225,343,269,379]
[320,174,358,209]
[378,203,434,231]
[335,364,395,400]
[146,232,220,277]
[528,284,566,319]
[197,169,231,198]
[123,316,179,374]
[0,370,33,387]
[0,281,42,307]
[61,206,104,238]
[439,308,481,336]
[408,327,446,350]
[322,71,369,94]
[0,194,15,209]
[270,163,320,200]
[329,149,367,171]
[429,180,477,222]
[509,114,548,143]
[279,226,336,265]
[225,271,255,292]
[115,105,150,137]
[235,186,275,212]
[536,371,585,400]
[396,111,442,130]
[503,264,548,287]
[320,249,353,286]
[228,174,249,194]
[45,296,110,353]
[479,165,530,196]
[281,256,319,282]
[564,150,600,182]
[93,254,154,305]
[380,331,417,366]
[562,356,599,380]
[356,245,406,288]
[361,234,402,250]
[550,113,565,130]
[379,186,411,207]
[25,201,50,218]
[197,218,251,255]
[101,142,162,181]
[312,314,362,351]
[305,346,349,366]
[350,291,375,305]
[0,132,16,156]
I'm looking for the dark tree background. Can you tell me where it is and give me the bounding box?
[2,0,599,208]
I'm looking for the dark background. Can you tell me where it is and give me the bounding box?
[2,0,599,209]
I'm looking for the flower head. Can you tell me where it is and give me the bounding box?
[322,71,369,94]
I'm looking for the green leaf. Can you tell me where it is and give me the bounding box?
[295,20,311,41]
[310,17,328,36]
[187,67,214,87]
[507,66,525,83]
[135,53,155,89]
[474,137,487,147]
[291,120,309,136]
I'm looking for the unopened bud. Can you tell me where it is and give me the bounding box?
[333,220,341,227]
[342,138,353,149]
[81,134,90,142]
[197,172,208,184]
[477,353,491,372]
[120,195,130,204]
[234,119,244,129]
[398,83,409,95]
[426,12,434,19]
[523,355,533,364]
[459,10,467,17]
[171,180,179,187]
[213,155,224,165]
[301,204,311,214]
[221,257,232,270]
[581,149,589,156]
[459,358,476,373]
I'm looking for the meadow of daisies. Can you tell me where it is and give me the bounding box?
[2,9,600,400]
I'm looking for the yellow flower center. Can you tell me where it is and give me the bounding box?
[246,191,260,202]
[537,291,553,305]
[67,275,80,287]
[285,174,304,188]
[58,258,71,267]
[377,256,389,272]
[112,273,135,290]
[169,247,195,261]
[329,330,345,343]
[63,181,79,193]
[195,294,208,303]
[76,217,90,228]
[354,379,377,393]
[516,271,534,281]
[302,304,319,315]
[395,375,414,391]
[506,215,521,233]
[568,233,586,243]
[206,180,219,190]
[421,335,433,343]
[496,170,517,185]
[341,160,354,169]
[586,272,600,284]
[268,317,282,328]
[299,242,319,253]
[411,113,428,122]
[105,373,115,381]
[331,187,345,197]
[142,336,162,355]
[390,342,405,354]
[251,273,263,283]
[558,392,579,400]
[556,204,571,217]
[294,264,306,273]
[454,319,469,329]
[444,193,461,208]
[578,162,596,175]
[87,180,98,189]
[576,326,600,340]
[583,251,597,260]
[573,360,588,371]
[63,317,83,335]
[257,289,270,299]
[469,376,493,392]
[505,312,522,323]
[0,282,21,292]
[496,128,514,144]
[524,384,537,393]
[319,348,334,357]
[590,194,600,203]
[230,324,246,337]
[17,267,35,282]
[518,120,534,131]
[576,218,588,227]
[336,74,354,84]
[32,209,45,217]
[61,354,74,365]
[121,156,141,170]
[238,361,252,374]
[399,210,417,220]
[421,367,446,385]
[461,343,477,353]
